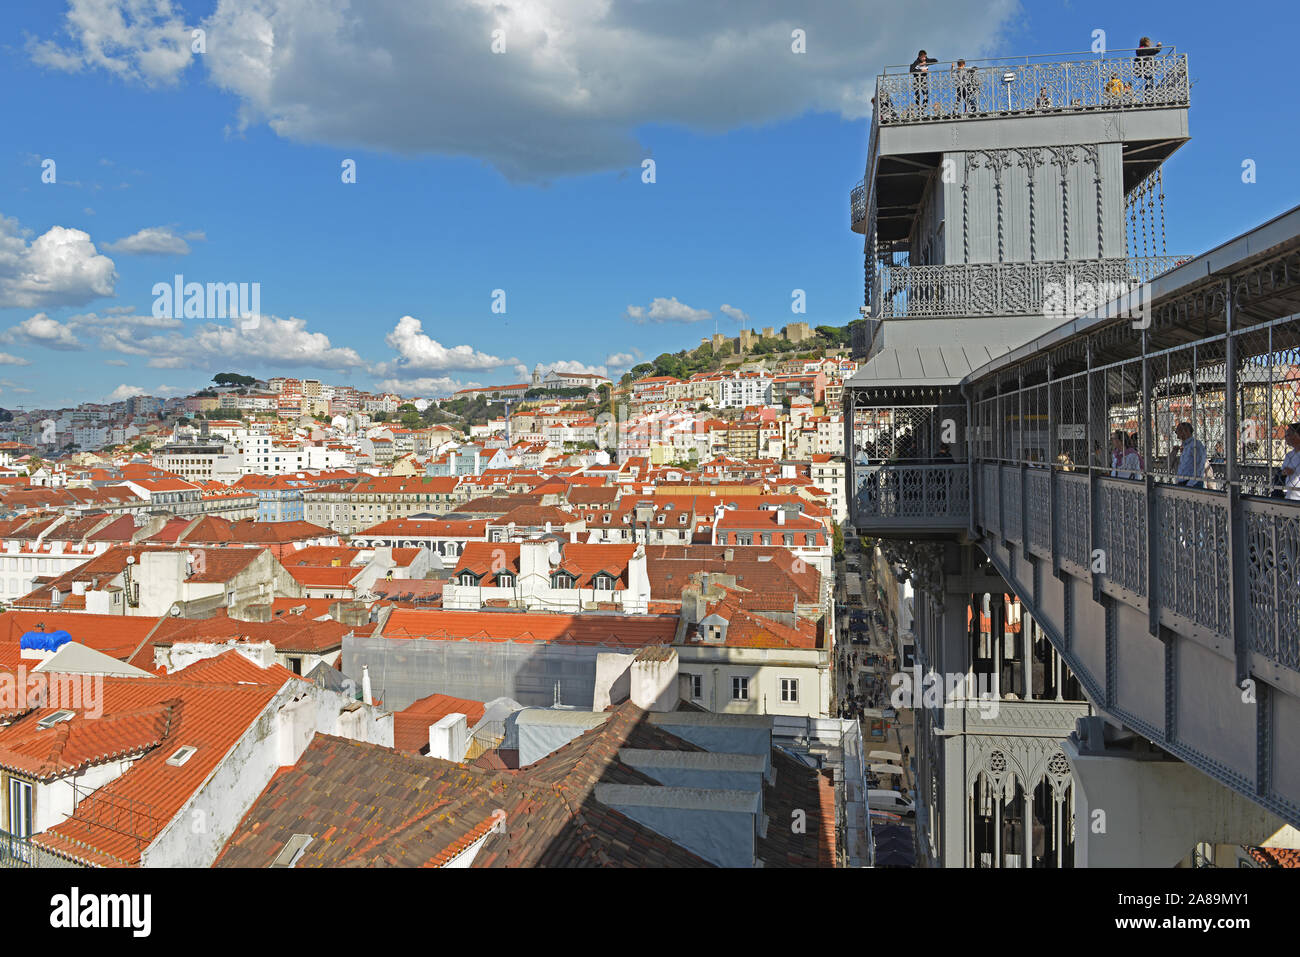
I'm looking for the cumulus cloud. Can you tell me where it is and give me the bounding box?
[604,352,637,371]
[30,0,1016,180]
[537,359,609,378]
[0,215,117,308]
[104,358,129,366]
[103,226,192,255]
[720,304,748,322]
[99,314,365,371]
[4,313,83,350]
[381,315,518,373]
[0,353,31,366]
[107,384,147,401]
[625,296,711,324]
[65,309,183,330]
[375,375,471,397]
[28,0,195,86]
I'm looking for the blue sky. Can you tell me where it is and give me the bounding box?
[1,0,1295,409]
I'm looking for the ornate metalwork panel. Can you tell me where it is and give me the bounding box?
[1026,468,1051,557]
[1243,501,1300,671]
[854,465,970,525]
[1155,488,1230,637]
[1001,465,1022,544]
[873,257,1179,318]
[1096,478,1148,598]
[1055,472,1091,571]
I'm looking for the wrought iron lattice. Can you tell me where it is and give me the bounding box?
[1096,478,1147,597]
[1244,503,1300,671]
[1155,489,1231,636]
[873,257,1181,319]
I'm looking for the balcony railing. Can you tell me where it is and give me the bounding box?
[850,179,867,231]
[872,256,1186,318]
[874,52,1189,127]
[852,464,970,529]
[0,830,81,868]
[972,463,1300,676]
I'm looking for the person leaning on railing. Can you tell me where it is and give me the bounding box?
[1134,37,1163,98]
[910,50,939,113]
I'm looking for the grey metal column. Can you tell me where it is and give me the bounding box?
[1224,279,1248,682]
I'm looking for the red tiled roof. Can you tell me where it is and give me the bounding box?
[393,693,488,753]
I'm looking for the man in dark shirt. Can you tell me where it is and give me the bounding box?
[910,50,939,113]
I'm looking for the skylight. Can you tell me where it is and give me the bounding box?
[166,746,198,766]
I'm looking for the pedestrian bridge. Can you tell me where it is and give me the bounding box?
[846,206,1300,840]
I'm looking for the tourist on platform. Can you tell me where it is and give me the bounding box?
[1279,424,1300,500]
[1134,37,1163,97]
[1128,433,1145,472]
[1174,422,1207,488]
[1111,429,1141,479]
[953,59,978,112]
[910,50,939,112]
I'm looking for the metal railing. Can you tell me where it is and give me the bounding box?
[465,720,505,761]
[872,257,1185,318]
[874,52,1189,127]
[0,830,82,868]
[853,464,970,527]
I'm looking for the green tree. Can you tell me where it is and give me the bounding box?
[832,522,845,561]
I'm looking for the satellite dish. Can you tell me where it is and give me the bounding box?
[170,605,181,617]
[547,546,561,566]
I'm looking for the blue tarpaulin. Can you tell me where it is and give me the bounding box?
[19,630,72,652]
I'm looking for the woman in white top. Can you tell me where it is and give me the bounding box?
[1281,423,1300,500]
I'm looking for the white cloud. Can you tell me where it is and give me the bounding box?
[376,375,471,397]
[107,384,147,401]
[4,313,83,350]
[103,226,191,255]
[104,358,129,366]
[720,304,748,322]
[539,358,609,378]
[0,215,117,308]
[31,1,1016,180]
[604,352,636,371]
[382,315,517,372]
[0,353,31,366]
[100,315,365,371]
[155,384,180,394]
[28,0,195,86]
[625,296,711,324]
[66,309,182,330]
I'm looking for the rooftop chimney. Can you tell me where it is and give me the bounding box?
[428,713,469,761]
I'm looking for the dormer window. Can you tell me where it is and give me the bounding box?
[497,573,514,588]
[593,574,614,590]
[458,572,479,586]
[551,572,576,589]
